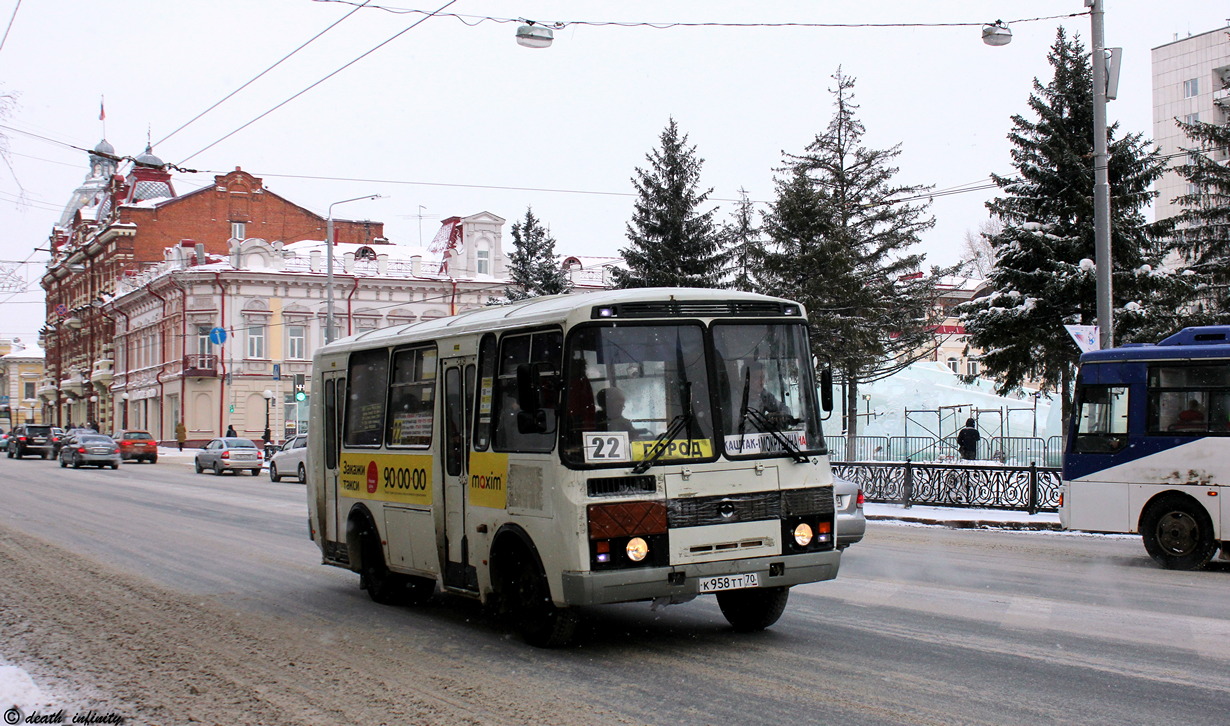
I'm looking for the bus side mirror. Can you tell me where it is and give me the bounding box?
[820,367,833,412]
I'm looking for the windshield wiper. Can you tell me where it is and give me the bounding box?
[632,412,693,474]
[738,406,809,463]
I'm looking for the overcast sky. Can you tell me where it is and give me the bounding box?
[1,0,1227,342]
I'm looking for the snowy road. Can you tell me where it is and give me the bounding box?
[2,455,1229,725]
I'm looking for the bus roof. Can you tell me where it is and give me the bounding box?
[318,287,805,355]
[1080,325,1230,364]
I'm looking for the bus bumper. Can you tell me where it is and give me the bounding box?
[559,550,841,607]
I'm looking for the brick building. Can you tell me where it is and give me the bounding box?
[39,143,385,432]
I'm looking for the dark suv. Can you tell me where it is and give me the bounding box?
[7,424,57,459]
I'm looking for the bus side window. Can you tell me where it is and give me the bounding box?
[492,330,561,453]
[1074,385,1129,453]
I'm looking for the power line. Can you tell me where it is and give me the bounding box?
[153,0,373,149]
[311,2,1088,31]
[0,0,21,56]
[176,0,460,166]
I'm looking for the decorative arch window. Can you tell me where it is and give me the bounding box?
[355,246,377,261]
[947,357,960,374]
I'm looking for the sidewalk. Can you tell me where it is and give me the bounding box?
[865,502,1062,531]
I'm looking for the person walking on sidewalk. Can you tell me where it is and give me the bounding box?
[175,421,187,452]
[225,424,237,438]
[957,418,980,460]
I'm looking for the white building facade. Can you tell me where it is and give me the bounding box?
[1152,25,1230,222]
[103,212,528,443]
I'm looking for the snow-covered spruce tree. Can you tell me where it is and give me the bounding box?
[1168,116,1230,319]
[611,118,723,288]
[961,28,1178,421]
[764,69,952,455]
[720,188,767,293]
[505,207,568,301]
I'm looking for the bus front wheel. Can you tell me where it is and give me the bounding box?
[1141,495,1217,570]
[716,586,790,632]
[500,548,578,648]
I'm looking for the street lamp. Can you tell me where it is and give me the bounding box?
[983,1,1113,349]
[262,389,274,449]
[120,392,129,428]
[326,195,383,345]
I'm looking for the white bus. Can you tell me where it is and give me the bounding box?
[1060,325,1230,570]
[307,288,842,646]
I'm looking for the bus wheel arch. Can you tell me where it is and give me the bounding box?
[489,524,578,648]
[1139,492,1218,571]
[346,504,426,605]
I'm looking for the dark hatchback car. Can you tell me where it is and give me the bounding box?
[6,424,57,459]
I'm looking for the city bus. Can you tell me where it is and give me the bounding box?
[1060,325,1230,570]
[306,287,841,646]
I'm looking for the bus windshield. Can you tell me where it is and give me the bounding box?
[712,322,823,458]
[562,324,713,467]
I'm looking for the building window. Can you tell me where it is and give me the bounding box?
[967,360,980,377]
[287,325,306,359]
[247,325,266,359]
[197,326,212,356]
[1184,112,1200,125]
[231,222,246,240]
[476,248,490,275]
[23,382,35,399]
[1183,78,1200,98]
[947,357,960,374]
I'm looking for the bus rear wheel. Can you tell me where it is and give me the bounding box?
[359,530,433,606]
[716,586,790,632]
[1141,495,1217,570]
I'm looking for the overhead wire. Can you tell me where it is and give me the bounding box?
[175,0,460,166]
[152,0,373,149]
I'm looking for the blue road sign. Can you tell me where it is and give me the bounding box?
[209,327,227,345]
[272,363,281,381]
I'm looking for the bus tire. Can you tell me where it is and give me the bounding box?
[716,586,790,632]
[356,525,433,606]
[500,546,577,648]
[1140,494,1217,571]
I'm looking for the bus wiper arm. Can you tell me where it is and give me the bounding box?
[632,413,692,474]
[741,407,809,463]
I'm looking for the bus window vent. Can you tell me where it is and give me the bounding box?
[588,475,657,497]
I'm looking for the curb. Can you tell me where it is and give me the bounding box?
[866,514,1063,531]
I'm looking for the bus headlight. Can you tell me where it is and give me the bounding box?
[626,537,649,562]
[793,523,814,547]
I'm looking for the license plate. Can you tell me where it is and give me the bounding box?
[697,573,760,593]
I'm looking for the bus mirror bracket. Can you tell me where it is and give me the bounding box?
[820,367,834,412]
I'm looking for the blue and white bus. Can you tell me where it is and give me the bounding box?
[1060,326,1230,570]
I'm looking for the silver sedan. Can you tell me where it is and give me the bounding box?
[835,476,866,549]
[58,434,122,470]
[194,437,264,476]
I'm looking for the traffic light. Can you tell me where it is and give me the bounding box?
[294,374,307,402]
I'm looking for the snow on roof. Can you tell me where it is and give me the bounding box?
[282,239,432,261]
[2,345,45,360]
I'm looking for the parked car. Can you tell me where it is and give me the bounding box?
[268,434,307,483]
[111,429,158,463]
[194,437,263,475]
[6,424,57,459]
[58,433,122,469]
[835,476,866,549]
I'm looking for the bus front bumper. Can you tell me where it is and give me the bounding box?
[560,550,841,607]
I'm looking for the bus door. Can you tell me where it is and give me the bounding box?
[322,370,345,547]
[442,356,478,591]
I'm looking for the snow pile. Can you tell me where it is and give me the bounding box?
[855,361,1061,440]
[0,662,57,715]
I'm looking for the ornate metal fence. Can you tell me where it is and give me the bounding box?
[831,460,1062,513]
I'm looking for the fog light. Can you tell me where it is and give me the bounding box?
[793,523,814,546]
[626,537,649,562]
